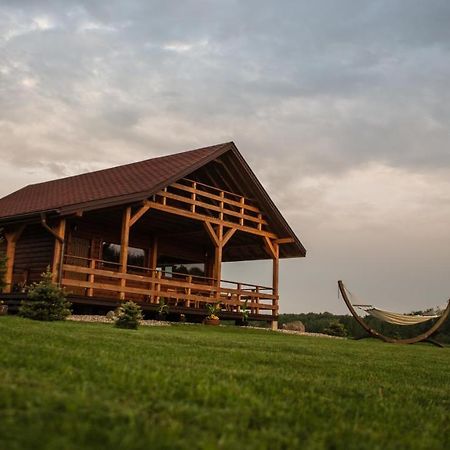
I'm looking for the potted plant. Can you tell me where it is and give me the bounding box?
[0,300,8,316]
[204,302,221,325]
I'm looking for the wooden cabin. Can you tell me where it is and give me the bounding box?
[0,142,306,328]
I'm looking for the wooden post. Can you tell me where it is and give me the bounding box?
[257,213,262,231]
[149,236,158,271]
[214,225,223,297]
[186,275,192,307]
[255,286,260,315]
[237,283,242,312]
[51,219,66,283]
[87,258,95,297]
[149,236,158,302]
[191,182,197,213]
[272,242,279,330]
[219,192,224,221]
[155,270,162,303]
[3,225,25,293]
[204,221,224,301]
[239,197,245,226]
[119,206,131,300]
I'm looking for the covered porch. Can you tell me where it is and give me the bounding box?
[56,177,285,325]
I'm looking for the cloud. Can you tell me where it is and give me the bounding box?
[1,0,450,312]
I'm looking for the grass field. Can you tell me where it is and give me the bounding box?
[1,317,449,450]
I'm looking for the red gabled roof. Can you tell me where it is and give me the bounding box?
[0,141,306,257]
[0,143,230,220]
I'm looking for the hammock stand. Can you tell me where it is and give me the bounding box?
[338,280,450,348]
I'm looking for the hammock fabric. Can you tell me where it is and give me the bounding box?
[355,305,440,326]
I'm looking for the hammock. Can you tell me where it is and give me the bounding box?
[338,280,450,347]
[353,304,441,326]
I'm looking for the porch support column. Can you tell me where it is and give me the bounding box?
[263,236,280,330]
[3,225,25,293]
[204,222,223,299]
[149,236,158,271]
[204,222,237,301]
[119,206,131,300]
[214,225,223,288]
[51,219,66,284]
[149,236,158,302]
[272,242,279,330]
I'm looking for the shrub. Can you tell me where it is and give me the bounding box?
[115,301,143,329]
[323,320,348,337]
[19,268,71,321]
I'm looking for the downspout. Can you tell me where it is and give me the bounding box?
[40,214,65,286]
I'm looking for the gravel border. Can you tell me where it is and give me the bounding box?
[67,315,170,326]
[67,315,345,338]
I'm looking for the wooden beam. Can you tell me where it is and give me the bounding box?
[130,202,151,227]
[148,201,277,239]
[51,219,66,283]
[119,206,131,299]
[275,237,295,245]
[222,227,236,247]
[263,236,277,259]
[3,225,25,293]
[204,221,220,248]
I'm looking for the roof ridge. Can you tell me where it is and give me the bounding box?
[25,142,233,188]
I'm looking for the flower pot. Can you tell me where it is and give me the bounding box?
[203,318,220,326]
[0,305,8,316]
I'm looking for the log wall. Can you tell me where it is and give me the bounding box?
[13,224,55,286]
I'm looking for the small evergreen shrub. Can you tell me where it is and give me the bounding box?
[323,320,348,337]
[19,268,71,321]
[114,301,143,329]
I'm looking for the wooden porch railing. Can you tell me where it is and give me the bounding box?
[147,178,276,239]
[62,255,277,315]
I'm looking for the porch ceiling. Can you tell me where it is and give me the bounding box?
[73,206,275,263]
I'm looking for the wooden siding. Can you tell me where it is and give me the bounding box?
[13,224,55,286]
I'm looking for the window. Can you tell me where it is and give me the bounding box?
[101,243,145,268]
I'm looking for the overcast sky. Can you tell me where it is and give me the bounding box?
[1,1,450,314]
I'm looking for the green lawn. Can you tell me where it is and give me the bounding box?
[1,317,449,450]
